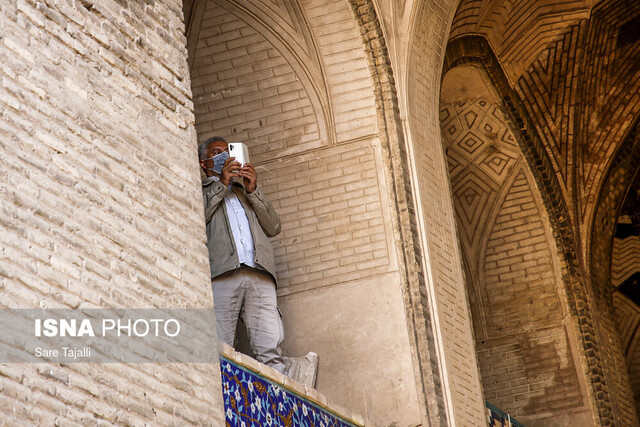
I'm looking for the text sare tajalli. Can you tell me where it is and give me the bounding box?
[31,317,183,360]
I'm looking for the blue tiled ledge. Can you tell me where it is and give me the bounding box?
[220,353,362,427]
[220,346,522,426]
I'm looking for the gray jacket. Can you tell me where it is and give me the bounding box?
[202,177,281,283]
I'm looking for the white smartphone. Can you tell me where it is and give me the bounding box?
[228,142,250,166]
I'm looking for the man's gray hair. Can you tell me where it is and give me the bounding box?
[198,136,227,160]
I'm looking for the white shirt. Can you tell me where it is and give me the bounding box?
[210,176,257,268]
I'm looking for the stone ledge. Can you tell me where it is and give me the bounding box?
[218,341,375,426]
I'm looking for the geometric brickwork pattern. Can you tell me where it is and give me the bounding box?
[516,23,583,186]
[612,236,640,287]
[510,3,640,422]
[513,3,640,423]
[441,90,586,421]
[449,0,591,81]
[613,292,640,420]
[450,0,640,271]
[449,1,640,423]
[516,1,640,226]
[574,1,640,222]
[441,98,518,251]
[440,60,585,422]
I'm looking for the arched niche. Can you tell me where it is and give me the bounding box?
[440,63,594,425]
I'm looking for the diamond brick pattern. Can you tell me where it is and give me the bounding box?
[441,97,518,249]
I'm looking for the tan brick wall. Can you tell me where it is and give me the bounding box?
[483,171,562,334]
[263,140,395,292]
[191,2,323,157]
[479,170,583,418]
[0,1,223,424]
[302,0,378,142]
[189,0,390,296]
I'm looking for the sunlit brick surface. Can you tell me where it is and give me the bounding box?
[0,1,223,424]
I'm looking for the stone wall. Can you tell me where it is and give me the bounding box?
[0,1,223,424]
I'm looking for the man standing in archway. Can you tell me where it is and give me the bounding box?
[198,136,285,373]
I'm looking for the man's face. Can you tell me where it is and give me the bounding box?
[200,140,228,177]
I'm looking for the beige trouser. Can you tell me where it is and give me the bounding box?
[211,266,285,373]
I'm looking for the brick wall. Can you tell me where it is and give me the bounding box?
[189,0,391,300]
[263,140,393,292]
[0,0,223,424]
[188,0,423,425]
[190,3,322,156]
[302,0,378,142]
[479,171,583,418]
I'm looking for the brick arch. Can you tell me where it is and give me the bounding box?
[348,0,488,425]
[440,60,595,422]
[188,0,333,147]
[345,1,449,425]
[188,0,479,423]
[589,115,640,419]
[442,35,618,424]
[590,117,640,302]
[449,0,592,82]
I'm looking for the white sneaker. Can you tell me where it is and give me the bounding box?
[283,351,319,387]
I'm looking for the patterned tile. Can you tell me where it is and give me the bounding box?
[220,356,357,427]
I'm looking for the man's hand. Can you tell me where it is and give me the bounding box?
[219,157,241,186]
[239,163,258,193]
